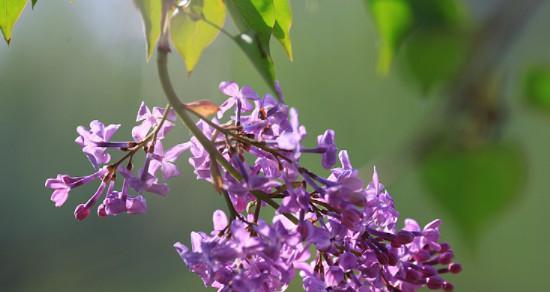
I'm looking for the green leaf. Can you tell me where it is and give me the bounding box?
[0,0,28,44]
[420,143,525,244]
[31,0,36,8]
[398,30,467,93]
[227,0,274,51]
[366,0,465,75]
[134,0,162,60]
[227,0,278,92]
[170,0,226,73]
[366,0,413,74]
[273,0,293,60]
[228,0,294,59]
[408,0,464,29]
[234,32,276,93]
[524,67,550,110]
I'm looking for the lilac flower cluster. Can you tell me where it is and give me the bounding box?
[45,81,460,291]
[174,82,461,291]
[46,102,188,220]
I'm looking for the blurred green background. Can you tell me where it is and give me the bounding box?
[1,0,550,291]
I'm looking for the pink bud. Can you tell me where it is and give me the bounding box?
[443,282,454,291]
[439,251,454,264]
[426,277,443,289]
[97,204,107,217]
[74,204,90,221]
[449,263,462,274]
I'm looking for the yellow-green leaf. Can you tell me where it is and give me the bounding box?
[366,0,413,74]
[273,0,293,60]
[0,0,28,44]
[227,0,274,51]
[250,0,275,28]
[170,0,225,73]
[134,0,162,60]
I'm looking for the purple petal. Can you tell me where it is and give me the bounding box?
[132,121,152,142]
[126,195,147,214]
[102,124,121,141]
[136,101,151,121]
[161,161,180,180]
[219,81,240,97]
[164,142,191,162]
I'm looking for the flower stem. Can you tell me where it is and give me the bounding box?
[109,104,171,170]
[157,50,241,179]
[156,48,298,224]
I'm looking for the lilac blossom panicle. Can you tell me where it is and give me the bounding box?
[174,81,461,291]
[46,102,179,221]
[47,81,461,291]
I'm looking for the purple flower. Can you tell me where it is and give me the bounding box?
[45,175,76,207]
[149,142,191,180]
[174,81,459,291]
[302,275,327,292]
[97,177,148,217]
[48,81,460,291]
[317,130,337,169]
[217,81,258,118]
[364,167,399,232]
[132,102,175,142]
[302,129,337,169]
[276,108,306,151]
[120,167,169,196]
[75,120,120,168]
[329,150,358,181]
[73,180,109,221]
[98,191,147,217]
[45,168,107,207]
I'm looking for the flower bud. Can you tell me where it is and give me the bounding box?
[426,276,443,289]
[393,230,415,245]
[438,251,454,264]
[74,204,90,221]
[449,263,462,274]
[443,281,455,291]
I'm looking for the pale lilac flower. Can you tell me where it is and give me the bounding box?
[45,168,107,207]
[120,167,169,196]
[149,142,191,180]
[317,129,337,169]
[217,81,258,118]
[96,175,148,217]
[98,191,147,217]
[276,108,306,151]
[75,120,120,168]
[49,81,460,290]
[132,102,175,142]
